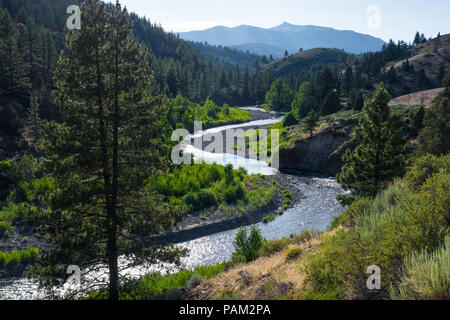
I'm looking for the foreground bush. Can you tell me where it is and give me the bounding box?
[390,236,450,300]
[301,157,449,299]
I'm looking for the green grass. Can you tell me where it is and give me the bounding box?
[390,235,450,300]
[258,230,314,258]
[86,263,228,300]
[123,263,227,300]
[0,247,39,266]
[262,214,277,223]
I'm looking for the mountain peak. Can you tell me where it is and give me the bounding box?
[272,21,296,30]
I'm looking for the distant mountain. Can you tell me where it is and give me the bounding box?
[179,22,386,56]
[231,43,287,58]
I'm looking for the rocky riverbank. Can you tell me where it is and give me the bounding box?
[280,121,355,176]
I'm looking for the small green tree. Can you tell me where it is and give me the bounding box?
[354,90,365,111]
[232,226,264,263]
[265,79,294,111]
[417,98,450,156]
[0,102,24,136]
[304,110,319,138]
[443,71,450,97]
[320,91,341,116]
[27,90,42,141]
[337,83,407,197]
[341,66,354,96]
[388,66,398,84]
[283,112,298,127]
[291,81,318,119]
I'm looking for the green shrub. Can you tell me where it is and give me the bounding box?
[305,171,449,299]
[197,189,217,208]
[223,183,245,203]
[113,263,227,300]
[232,227,265,263]
[262,214,277,223]
[0,247,39,266]
[328,197,372,230]
[282,190,291,199]
[0,220,12,237]
[284,247,303,261]
[183,193,201,213]
[259,230,313,257]
[391,236,450,300]
[283,112,298,127]
[406,154,450,192]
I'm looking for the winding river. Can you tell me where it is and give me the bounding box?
[0,107,347,300]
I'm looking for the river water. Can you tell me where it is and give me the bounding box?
[0,107,346,300]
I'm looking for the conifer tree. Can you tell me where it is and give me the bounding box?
[320,90,340,116]
[354,90,365,111]
[337,83,407,197]
[291,81,312,120]
[417,98,450,156]
[342,66,354,96]
[304,109,319,138]
[388,66,398,84]
[27,90,42,140]
[0,9,30,98]
[34,0,182,300]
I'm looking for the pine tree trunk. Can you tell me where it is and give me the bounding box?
[108,1,121,301]
[94,32,119,300]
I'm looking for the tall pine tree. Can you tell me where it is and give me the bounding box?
[34,0,183,300]
[337,83,407,197]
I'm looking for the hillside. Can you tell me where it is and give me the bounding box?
[231,43,287,59]
[179,22,386,56]
[382,33,450,97]
[388,88,444,106]
[262,48,352,77]
[187,41,261,69]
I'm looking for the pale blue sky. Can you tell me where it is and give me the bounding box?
[119,0,449,42]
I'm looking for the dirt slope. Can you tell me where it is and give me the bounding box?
[388,87,444,106]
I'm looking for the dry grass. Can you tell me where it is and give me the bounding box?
[186,229,344,300]
[388,88,444,107]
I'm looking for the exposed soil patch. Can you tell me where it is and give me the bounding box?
[388,87,444,106]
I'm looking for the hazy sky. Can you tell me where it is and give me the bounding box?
[119,0,449,42]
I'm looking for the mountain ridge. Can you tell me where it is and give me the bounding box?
[179,22,386,57]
